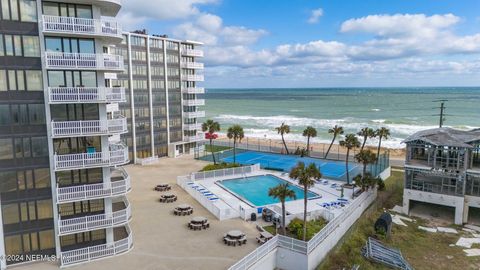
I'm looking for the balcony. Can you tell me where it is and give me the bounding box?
[181,49,204,57]
[48,86,126,104]
[183,99,205,106]
[58,198,131,235]
[184,134,205,142]
[60,225,132,267]
[42,15,122,42]
[180,62,204,69]
[182,87,205,94]
[45,52,124,71]
[183,111,205,118]
[57,168,131,203]
[184,123,202,131]
[181,74,204,81]
[51,117,127,138]
[54,144,129,171]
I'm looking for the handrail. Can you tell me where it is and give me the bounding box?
[58,198,131,235]
[57,168,131,203]
[60,225,133,266]
[53,144,129,171]
[51,117,127,137]
[45,52,124,70]
[48,86,126,103]
[42,15,122,38]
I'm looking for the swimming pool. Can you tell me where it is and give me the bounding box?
[219,174,319,207]
[220,151,360,181]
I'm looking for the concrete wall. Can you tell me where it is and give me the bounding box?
[403,189,464,224]
[379,166,392,180]
[276,247,308,270]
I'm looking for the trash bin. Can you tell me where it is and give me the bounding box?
[250,213,257,221]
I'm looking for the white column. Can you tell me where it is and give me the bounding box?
[147,36,155,157]
[163,40,170,145]
[127,34,137,163]
[36,0,62,259]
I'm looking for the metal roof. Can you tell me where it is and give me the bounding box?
[402,127,480,148]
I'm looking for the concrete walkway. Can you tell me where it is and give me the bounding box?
[15,156,260,270]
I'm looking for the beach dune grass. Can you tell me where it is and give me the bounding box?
[317,171,480,270]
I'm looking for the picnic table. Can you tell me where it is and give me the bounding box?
[256,231,274,244]
[155,183,171,191]
[188,216,209,230]
[174,204,193,215]
[224,230,247,246]
[159,193,177,203]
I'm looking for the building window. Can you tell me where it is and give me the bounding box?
[0,35,40,57]
[0,138,13,160]
[31,136,48,157]
[1,0,37,22]
[42,2,92,18]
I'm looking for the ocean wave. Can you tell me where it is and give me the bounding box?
[213,113,478,149]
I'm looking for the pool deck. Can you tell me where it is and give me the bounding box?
[12,156,261,270]
[193,170,356,219]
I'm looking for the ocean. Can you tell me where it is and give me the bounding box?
[204,88,480,149]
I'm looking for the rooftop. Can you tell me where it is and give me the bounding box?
[403,127,480,148]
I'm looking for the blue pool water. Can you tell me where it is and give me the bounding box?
[219,174,319,206]
[221,151,359,180]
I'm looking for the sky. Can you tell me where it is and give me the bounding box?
[118,0,480,88]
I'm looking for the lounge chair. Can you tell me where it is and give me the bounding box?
[209,197,219,201]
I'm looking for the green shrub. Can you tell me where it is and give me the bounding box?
[200,162,241,172]
[287,218,327,241]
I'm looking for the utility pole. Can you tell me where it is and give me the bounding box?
[433,100,448,128]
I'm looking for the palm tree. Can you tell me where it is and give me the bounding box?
[357,127,376,151]
[227,125,244,164]
[289,162,322,241]
[375,127,391,160]
[202,119,220,164]
[339,134,360,185]
[354,149,377,176]
[275,123,290,155]
[302,126,317,156]
[268,183,296,235]
[324,125,344,159]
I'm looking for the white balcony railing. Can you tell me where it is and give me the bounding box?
[183,111,206,118]
[42,15,122,39]
[57,168,131,203]
[184,123,202,131]
[54,144,129,171]
[181,74,204,81]
[182,99,205,106]
[60,225,133,266]
[48,86,126,104]
[181,49,204,57]
[184,134,205,142]
[58,199,131,235]
[182,87,205,94]
[51,117,127,138]
[45,52,124,71]
[180,62,204,69]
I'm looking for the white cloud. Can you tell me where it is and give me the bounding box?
[173,13,267,46]
[118,0,218,29]
[308,8,324,24]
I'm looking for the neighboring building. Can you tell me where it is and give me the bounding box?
[0,0,132,268]
[402,127,480,224]
[110,31,205,164]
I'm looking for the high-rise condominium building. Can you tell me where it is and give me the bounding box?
[110,31,205,164]
[0,0,132,268]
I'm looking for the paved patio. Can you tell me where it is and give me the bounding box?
[15,156,260,270]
